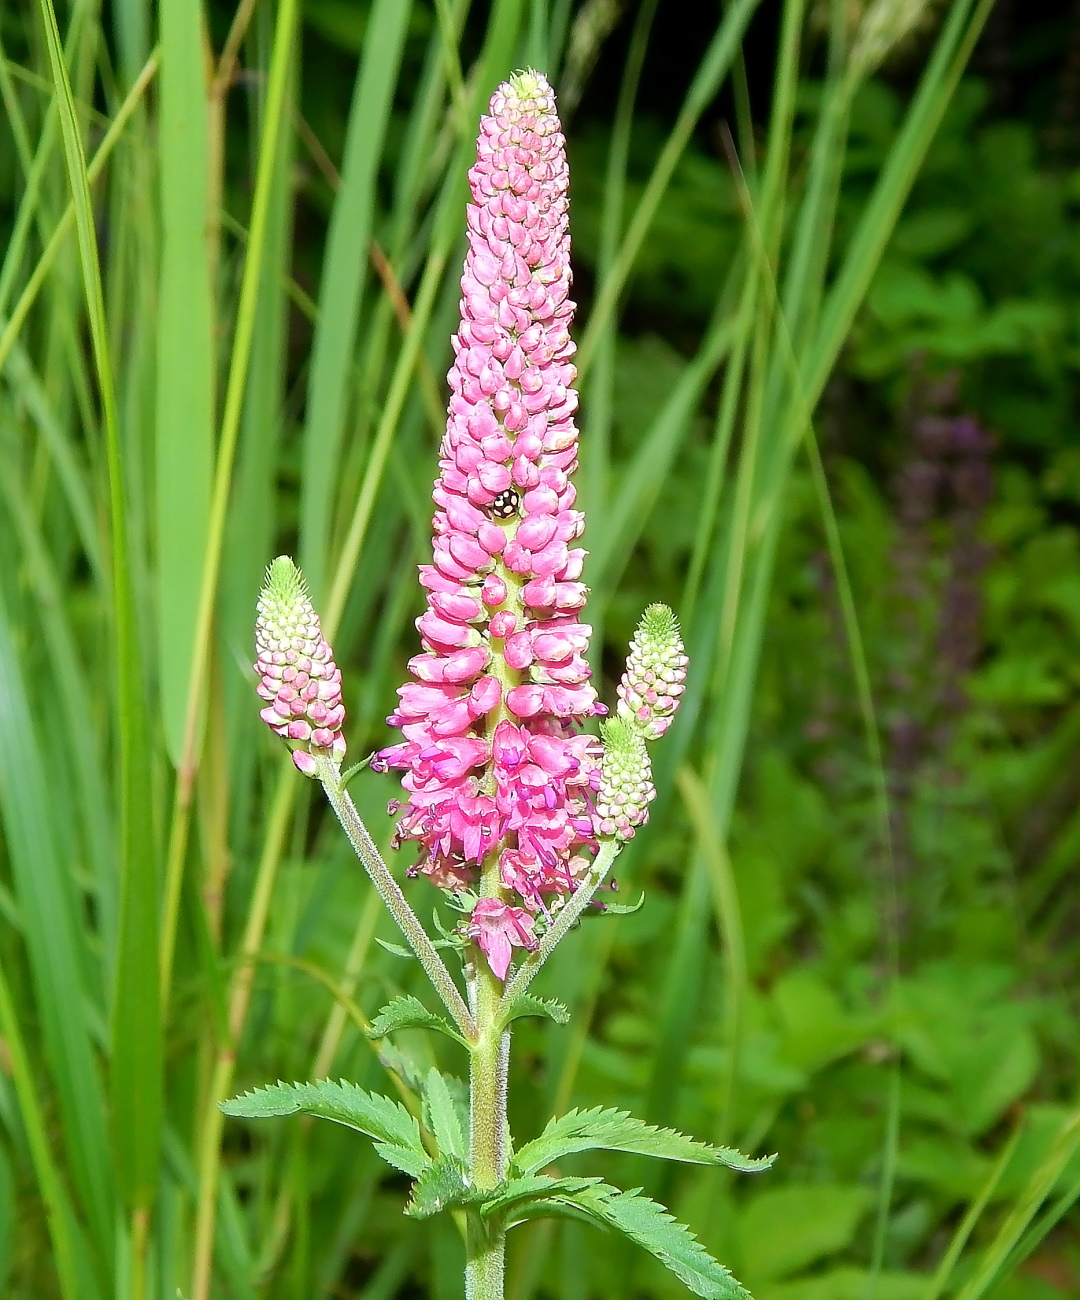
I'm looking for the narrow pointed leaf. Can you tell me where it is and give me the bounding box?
[596,892,646,916]
[422,1068,467,1161]
[368,994,468,1046]
[156,0,212,763]
[37,0,160,1219]
[375,937,416,959]
[513,1107,775,1177]
[0,571,115,1265]
[375,935,455,959]
[299,0,413,601]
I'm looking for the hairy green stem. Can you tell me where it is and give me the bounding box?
[500,838,622,1009]
[466,953,509,1300]
[316,754,477,1040]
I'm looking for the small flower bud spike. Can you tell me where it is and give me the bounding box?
[616,604,688,740]
[255,556,346,775]
[594,717,655,842]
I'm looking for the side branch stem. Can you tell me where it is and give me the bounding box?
[500,838,622,1009]
[316,755,476,1040]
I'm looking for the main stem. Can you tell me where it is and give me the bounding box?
[466,953,509,1300]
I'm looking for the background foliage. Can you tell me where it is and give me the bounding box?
[0,0,1079,1296]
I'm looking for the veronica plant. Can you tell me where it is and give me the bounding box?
[225,71,772,1300]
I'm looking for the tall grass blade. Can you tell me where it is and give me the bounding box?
[576,0,761,378]
[952,1110,1080,1300]
[0,584,114,1277]
[0,960,95,1300]
[0,49,160,375]
[922,1124,1024,1300]
[299,0,414,605]
[157,0,214,766]
[35,0,162,1229]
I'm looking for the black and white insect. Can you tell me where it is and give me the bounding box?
[490,487,521,520]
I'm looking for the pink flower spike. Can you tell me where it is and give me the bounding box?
[467,898,538,980]
[255,557,346,776]
[375,70,603,915]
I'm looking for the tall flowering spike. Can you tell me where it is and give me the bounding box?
[594,717,654,842]
[616,604,688,740]
[255,556,346,776]
[372,70,602,978]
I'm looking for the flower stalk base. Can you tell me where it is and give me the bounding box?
[466,958,510,1300]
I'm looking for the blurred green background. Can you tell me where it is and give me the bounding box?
[1,0,1079,1296]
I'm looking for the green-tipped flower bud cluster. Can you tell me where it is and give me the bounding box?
[616,604,687,741]
[595,605,687,842]
[255,557,346,776]
[594,718,655,841]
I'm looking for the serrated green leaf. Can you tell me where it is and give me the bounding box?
[422,1067,467,1161]
[376,1040,429,1096]
[404,1155,473,1219]
[367,994,468,1046]
[513,1107,775,1177]
[478,1174,601,1221]
[220,1079,428,1173]
[372,1143,430,1179]
[499,993,571,1030]
[545,1182,753,1300]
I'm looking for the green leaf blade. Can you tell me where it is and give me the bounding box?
[220,1079,428,1170]
[0,579,115,1272]
[513,1107,775,1177]
[156,0,213,765]
[479,1175,602,1221]
[298,0,414,603]
[36,0,162,1221]
[499,993,571,1030]
[368,994,467,1045]
[422,1068,468,1162]
[552,1183,753,1300]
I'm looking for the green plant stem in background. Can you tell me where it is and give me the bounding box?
[0,951,84,1299]
[575,0,760,380]
[676,764,746,1144]
[158,0,300,1018]
[36,5,159,1292]
[953,1110,1080,1300]
[0,49,160,373]
[923,1123,1023,1300]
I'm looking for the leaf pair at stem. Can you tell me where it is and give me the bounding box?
[222,1074,774,1299]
